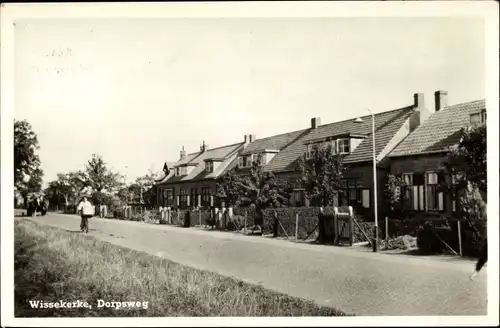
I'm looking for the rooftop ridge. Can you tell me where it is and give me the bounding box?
[316,105,414,130]
[441,99,486,112]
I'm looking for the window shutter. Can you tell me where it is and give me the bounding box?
[362,189,370,208]
[438,192,444,211]
[412,186,419,210]
[419,185,424,211]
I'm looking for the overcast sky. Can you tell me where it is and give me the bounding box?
[14,17,485,186]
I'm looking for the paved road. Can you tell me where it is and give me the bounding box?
[26,213,487,316]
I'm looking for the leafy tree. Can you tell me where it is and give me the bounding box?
[384,173,406,218]
[445,124,486,198]
[14,120,44,204]
[297,142,346,207]
[216,154,293,226]
[85,154,124,204]
[45,171,89,210]
[215,169,241,207]
[442,123,487,219]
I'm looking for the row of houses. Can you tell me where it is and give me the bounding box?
[154,90,486,221]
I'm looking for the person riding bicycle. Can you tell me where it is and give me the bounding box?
[77,196,94,233]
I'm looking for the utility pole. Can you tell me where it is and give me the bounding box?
[368,109,379,252]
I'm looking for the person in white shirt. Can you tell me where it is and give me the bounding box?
[77,196,94,233]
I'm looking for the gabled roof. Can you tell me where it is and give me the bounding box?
[389,99,485,157]
[239,129,306,156]
[159,142,244,184]
[280,106,415,167]
[221,129,309,175]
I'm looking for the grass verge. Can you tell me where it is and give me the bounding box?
[14,219,349,317]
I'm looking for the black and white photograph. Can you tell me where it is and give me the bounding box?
[1,1,499,326]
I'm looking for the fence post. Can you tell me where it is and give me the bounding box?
[244,210,247,234]
[385,216,389,250]
[199,210,201,227]
[457,220,463,256]
[333,207,339,245]
[348,206,354,246]
[295,213,299,240]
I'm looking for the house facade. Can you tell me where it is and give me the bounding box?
[388,91,486,219]
[155,140,246,209]
[258,93,430,221]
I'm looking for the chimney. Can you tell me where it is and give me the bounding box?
[311,117,321,129]
[180,146,186,160]
[413,93,424,109]
[249,134,256,143]
[434,90,448,112]
[244,135,249,145]
[200,140,208,152]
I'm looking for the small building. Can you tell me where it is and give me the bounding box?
[388,90,486,218]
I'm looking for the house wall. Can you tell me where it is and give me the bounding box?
[275,163,388,222]
[157,180,218,209]
[389,152,454,219]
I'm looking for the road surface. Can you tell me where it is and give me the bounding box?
[24,213,487,316]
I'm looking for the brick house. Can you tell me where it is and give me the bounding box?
[155,140,247,209]
[260,93,431,221]
[388,91,486,219]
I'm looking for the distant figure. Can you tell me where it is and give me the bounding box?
[470,239,487,280]
[77,196,93,233]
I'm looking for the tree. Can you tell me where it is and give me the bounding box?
[384,173,406,218]
[85,154,123,204]
[443,124,487,219]
[45,171,89,210]
[215,169,241,207]
[14,120,44,204]
[445,124,486,197]
[216,154,293,226]
[297,142,346,207]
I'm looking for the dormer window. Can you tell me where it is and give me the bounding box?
[205,161,214,173]
[337,138,350,154]
[238,155,254,168]
[470,110,486,126]
[305,144,315,159]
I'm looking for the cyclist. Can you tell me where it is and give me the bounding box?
[77,196,94,233]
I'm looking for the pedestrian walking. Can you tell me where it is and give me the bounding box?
[77,196,94,233]
[470,238,487,280]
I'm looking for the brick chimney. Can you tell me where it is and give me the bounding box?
[413,93,424,109]
[311,117,321,129]
[434,90,448,112]
[180,146,186,160]
[249,134,256,143]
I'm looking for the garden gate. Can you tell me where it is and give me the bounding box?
[333,206,354,246]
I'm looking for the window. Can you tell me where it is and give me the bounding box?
[163,189,173,206]
[470,113,481,125]
[481,110,486,124]
[260,153,267,165]
[239,156,253,168]
[179,189,188,208]
[191,188,198,207]
[290,189,304,207]
[201,187,211,207]
[337,138,350,154]
[362,189,370,208]
[402,173,414,210]
[425,172,443,211]
[205,161,214,173]
[175,167,180,176]
[339,179,362,207]
[305,144,315,159]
